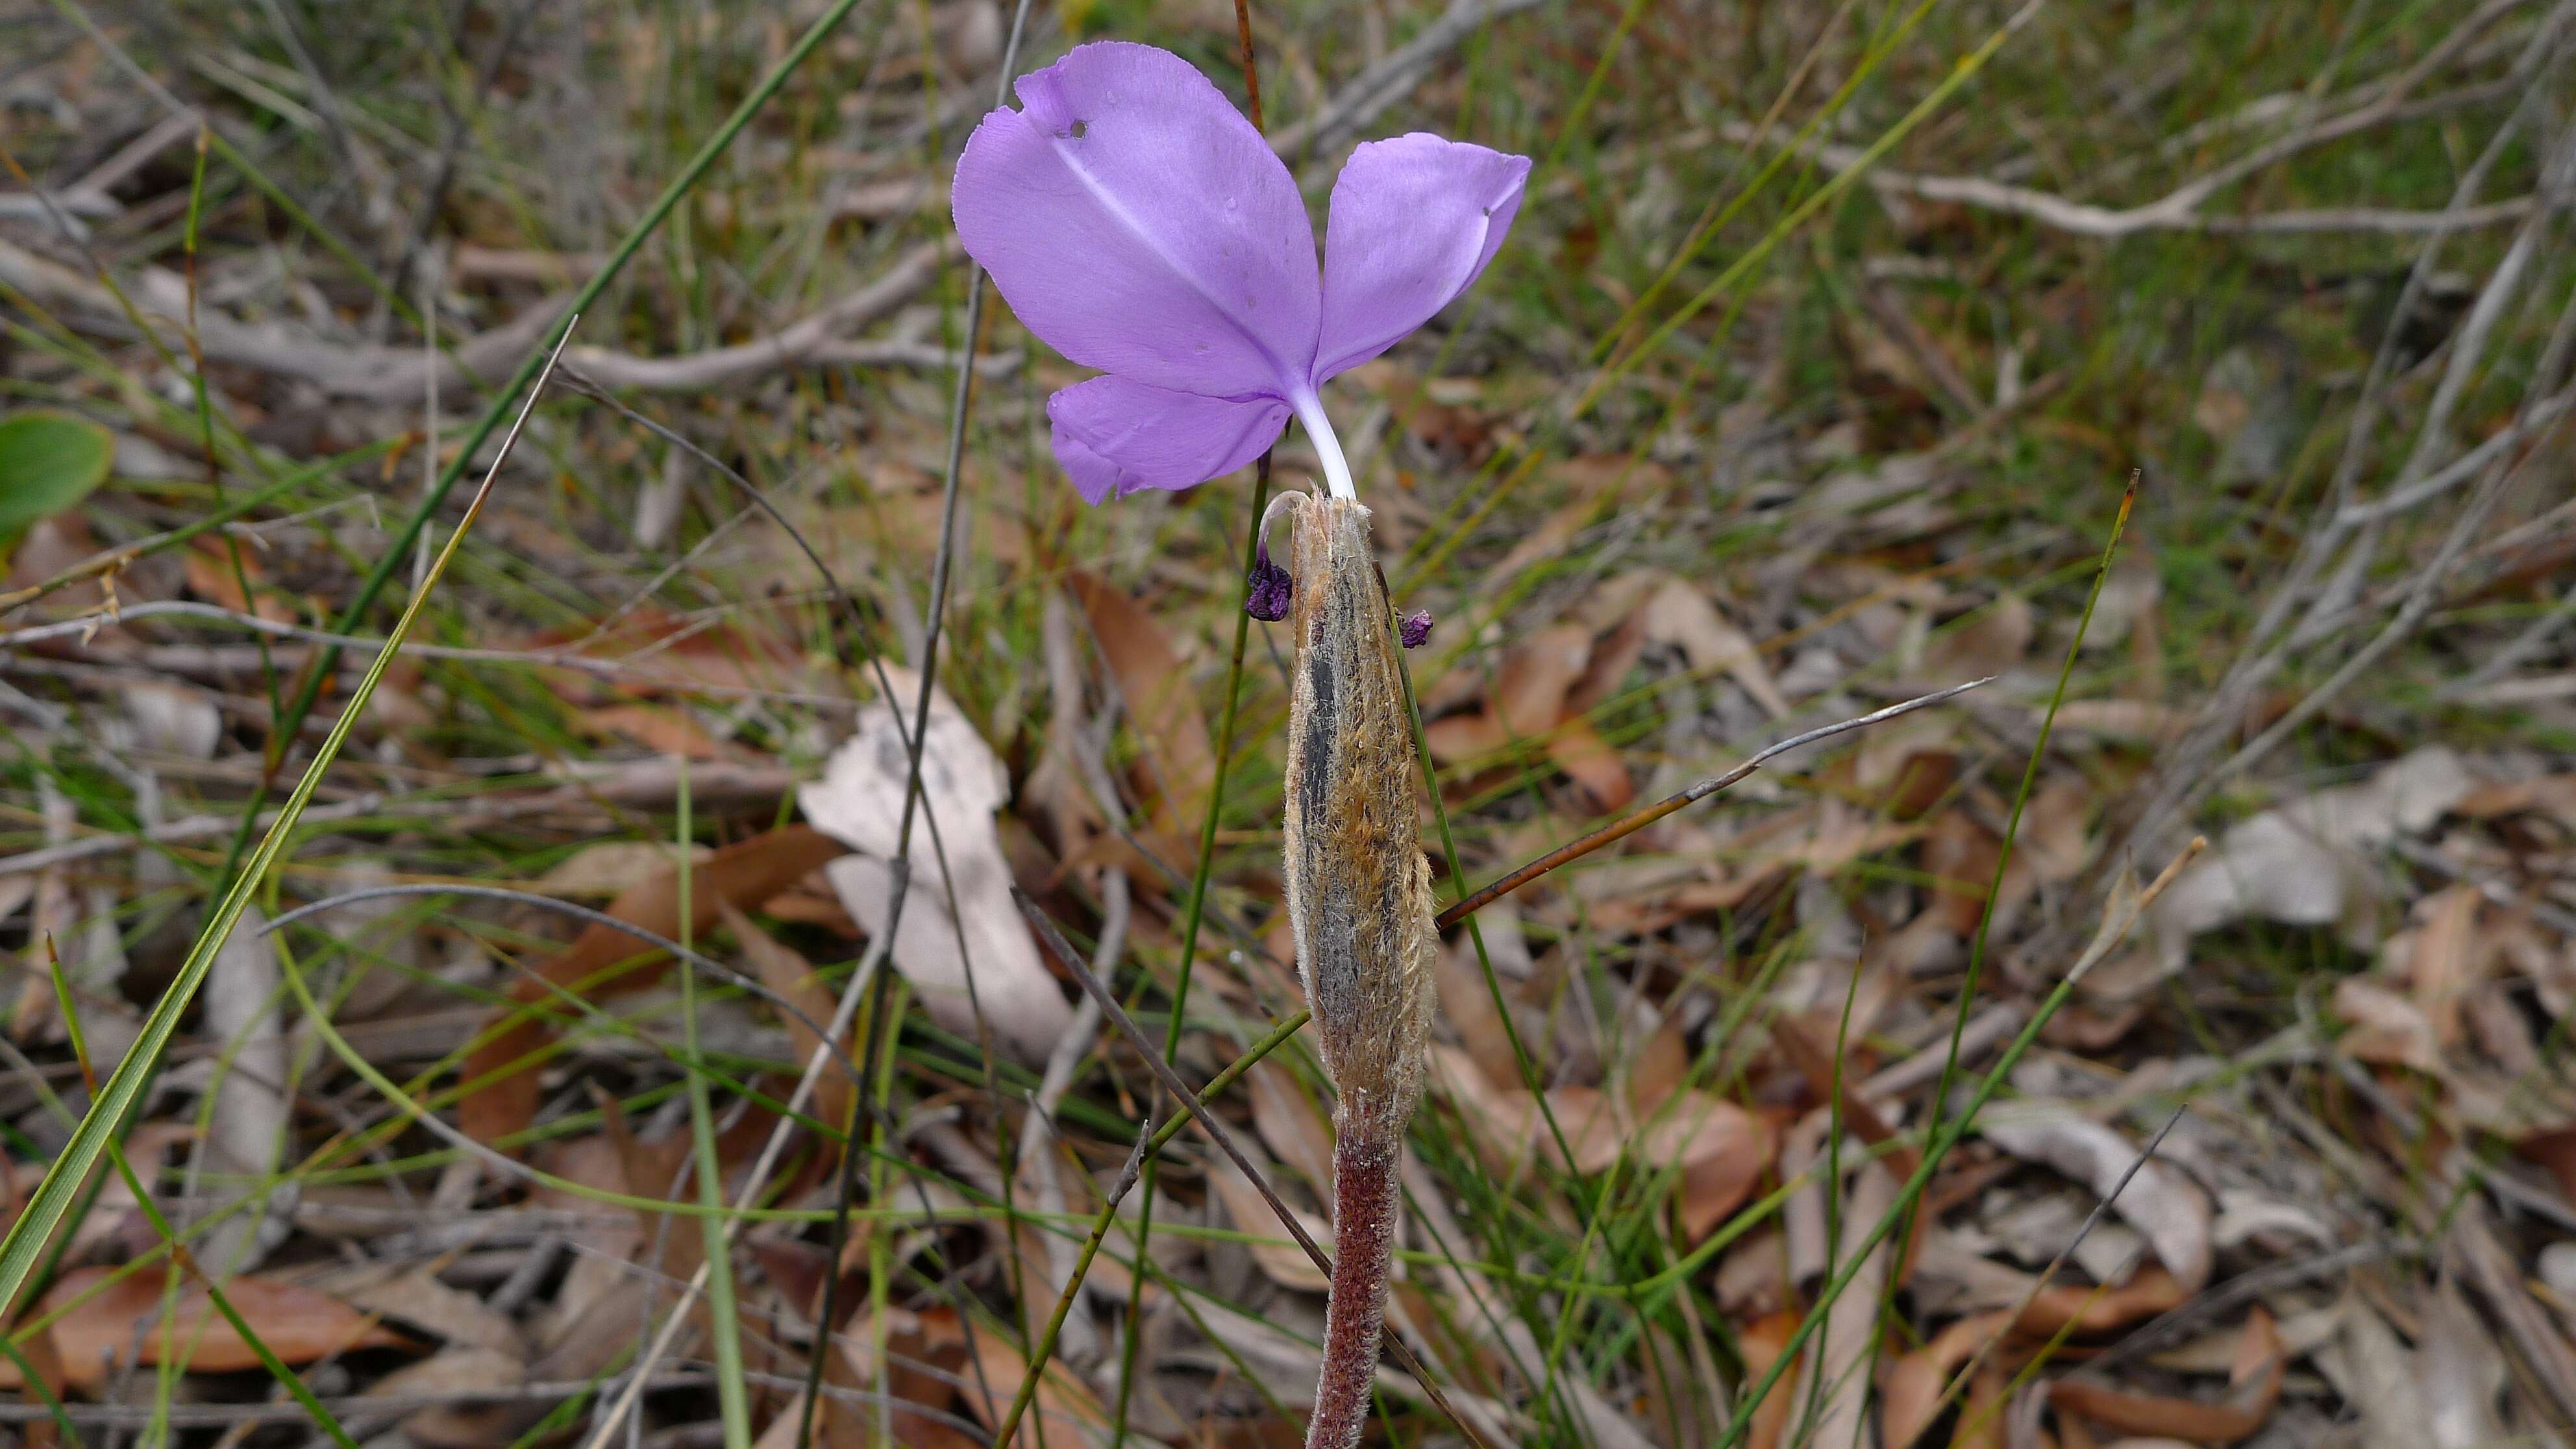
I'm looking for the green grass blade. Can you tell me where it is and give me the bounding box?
[674,770,754,1449]
[40,956,363,1449]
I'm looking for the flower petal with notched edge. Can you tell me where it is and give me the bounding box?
[952,42,1320,399]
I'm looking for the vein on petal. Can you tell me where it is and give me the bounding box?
[1030,115,1309,398]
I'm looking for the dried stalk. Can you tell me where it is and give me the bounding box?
[1272,493,1440,1449]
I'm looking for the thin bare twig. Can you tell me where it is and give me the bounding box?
[1723,0,2571,238]
[1435,677,1991,928]
[0,599,865,710]
[0,234,967,401]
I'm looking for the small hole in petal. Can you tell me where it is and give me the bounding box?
[1070,119,1088,138]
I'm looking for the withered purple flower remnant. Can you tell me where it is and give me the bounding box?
[954,41,1525,1449]
[952,40,1527,506]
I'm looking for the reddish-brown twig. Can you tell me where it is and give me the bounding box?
[1435,676,1992,929]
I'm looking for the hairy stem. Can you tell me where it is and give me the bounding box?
[1277,494,1439,1447]
[1311,1126,1404,1449]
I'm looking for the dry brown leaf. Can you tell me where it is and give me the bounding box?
[2420,1282,2507,1448]
[1628,1019,1691,1115]
[2020,778,2095,886]
[1496,624,1596,738]
[2050,1306,2284,1444]
[1209,1155,1331,1293]
[0,1156,69,1435]
[527,1140,650,1374]
[1246,1062,1336,1196]
[1551,717,1637,813]
[533,606,816,702]
[461,824,846,1145]
[722,901,856,1142]
[1568,586,1651,714]
[2520,1126,2576,1208]
[2048,699,2185,744]
[2453,774,2576,821]
[1885,1313,2012,1449]
[116,679,221,760]
[3,515,111,613]
[1666,1096,1779,1241]
[2017,1268,2190,1336]
[1975,1103,2212,1291]
[1067,571,1214,836]
[582,702,758,762]
[1426,622,1634,810]
[536,840,714,898]
[1642,576,1790,716]
[304,1262,525,1356]
[1917,593,2033,682]
[1881,1272,2190,1449]
[1952,1367,2011,1449]
[1422,710,1507,763]
[4,1265,412,1391]
[1804,1162,1896,1449]
[830,1305,980,1449]
[1488,495,1598,582]
[1432,928,1533,1090]
[1434,1045,1611,1167]
[2331,976,2442,1074]
[1433,1048,1772,1236]
[955,1310,1111,1448]
[183,536,293,622]
[1739,1309,1801,1449]
[2085,551,2164,655]
[365,1346,528,1446]
[1924,810,2006,935]
[2317,1299,2429,1449]
[188,906,292,1273]
[2405,886,2484,1047]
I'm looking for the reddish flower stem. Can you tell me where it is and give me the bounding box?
[1310,1128,1402,1449]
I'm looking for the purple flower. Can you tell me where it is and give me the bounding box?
[952,42,1529,506]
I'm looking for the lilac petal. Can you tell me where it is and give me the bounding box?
[1398,609,1434,649]
[1048,376,1289,505]
[1314,134,1530,381]
[954,42,1320,400]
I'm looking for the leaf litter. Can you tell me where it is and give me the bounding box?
[1,4,2573,1447]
